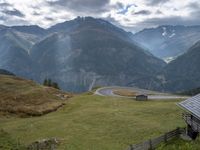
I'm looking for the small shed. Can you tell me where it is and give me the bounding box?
[136,94,148,101]
[179,94,200,139]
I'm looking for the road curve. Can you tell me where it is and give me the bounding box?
[95,86,189,100]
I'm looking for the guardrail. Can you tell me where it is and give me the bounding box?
[126,127,185,150]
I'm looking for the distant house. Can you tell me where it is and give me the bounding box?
[136,94,148,101]
[179,94,200,139]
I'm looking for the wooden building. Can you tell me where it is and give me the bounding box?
[179,94,200,139]
[136,94,148,101]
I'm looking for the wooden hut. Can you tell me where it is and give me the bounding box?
[136,94,148,101]
[179,94,200,139]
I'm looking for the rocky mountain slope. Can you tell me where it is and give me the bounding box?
[133,25,200,60]
[30,17,165,92]
[159,40,200,92]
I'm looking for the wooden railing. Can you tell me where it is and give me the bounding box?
[126,127,185,150]
[182,113,200,132]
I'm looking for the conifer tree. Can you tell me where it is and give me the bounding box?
[47,79,52,87]
[43,78,48,86]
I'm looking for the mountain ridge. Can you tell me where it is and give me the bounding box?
[132,25,200,60]
[1,16,200,92]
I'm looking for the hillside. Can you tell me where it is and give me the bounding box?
[0,28,37,78]
[30,17,165,92]
[0,75,71,116]
[180,87,200,96]
[0,94,184,150]
[160,40,200,92]
[133,25,200,60]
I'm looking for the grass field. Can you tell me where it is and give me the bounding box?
[113,89,138,97]
[157,137,200,150]
[0,94,185,150]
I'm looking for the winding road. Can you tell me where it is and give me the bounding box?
[95,86,189,100]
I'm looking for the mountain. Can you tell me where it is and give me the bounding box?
[11,25,47,37]
[132,25,200,60]
[48,16,134,41]
[0,74,71,116]
[160,40,200,92]
[180,87,200,96]
[0,28,37,78]
[30,17,165,92]
[0,23,50,79]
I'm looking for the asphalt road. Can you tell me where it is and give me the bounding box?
[95,86,189,100]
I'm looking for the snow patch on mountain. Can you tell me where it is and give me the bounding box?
[162,27,167,36]
[162,27,176,38]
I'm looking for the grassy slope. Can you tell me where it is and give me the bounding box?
[0,75,71,116]
[0,130,26,150]
[0,94,185,150]
[157,137,200,150]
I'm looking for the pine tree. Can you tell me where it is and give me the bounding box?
[47,79,52,87]
[52,82,60,89]
[43,78,48,86]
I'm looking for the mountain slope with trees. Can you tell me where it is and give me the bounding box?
[159,40,200,92]
[30,17,165,92]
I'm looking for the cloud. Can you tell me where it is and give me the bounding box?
[0,0,199,32]
[147,0,170,5]
[133,10,151,15]
[187,2,200,9]
[0,2,12,7]
[47,0,110,14]
[2,8,25,17]
[117,4,137,14]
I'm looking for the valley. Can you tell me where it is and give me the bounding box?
[0,17,200,93]
[0,13,200,150]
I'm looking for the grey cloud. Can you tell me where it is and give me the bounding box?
[2,9,25,17]
[0,16,6,21]
[45,17,54,21]
[147,0,170,5]
[156,10,163,14]
[47,0,110,14]
[135,16,200,31]
[118,14,200,33]
[33,11,41,16]
[187,2,200,10]
[0,2,12,7]
[116,2,124,9]
[133,10,151,15]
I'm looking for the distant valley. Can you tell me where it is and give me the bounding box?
[132,25,200,61]
[0,17,200,93]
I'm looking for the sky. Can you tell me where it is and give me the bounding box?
[0,0,200,32]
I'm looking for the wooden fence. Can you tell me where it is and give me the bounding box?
[127,127,185,150]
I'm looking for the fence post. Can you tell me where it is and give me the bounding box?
[164,133,167,143]
[149,139,152,150]
[129,144,134,150]
[176,127,180,137]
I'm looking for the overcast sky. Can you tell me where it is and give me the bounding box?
[0,0,200,32]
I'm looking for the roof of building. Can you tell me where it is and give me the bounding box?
[179,94,200,119]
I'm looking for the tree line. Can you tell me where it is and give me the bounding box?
[43,78,60,89]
